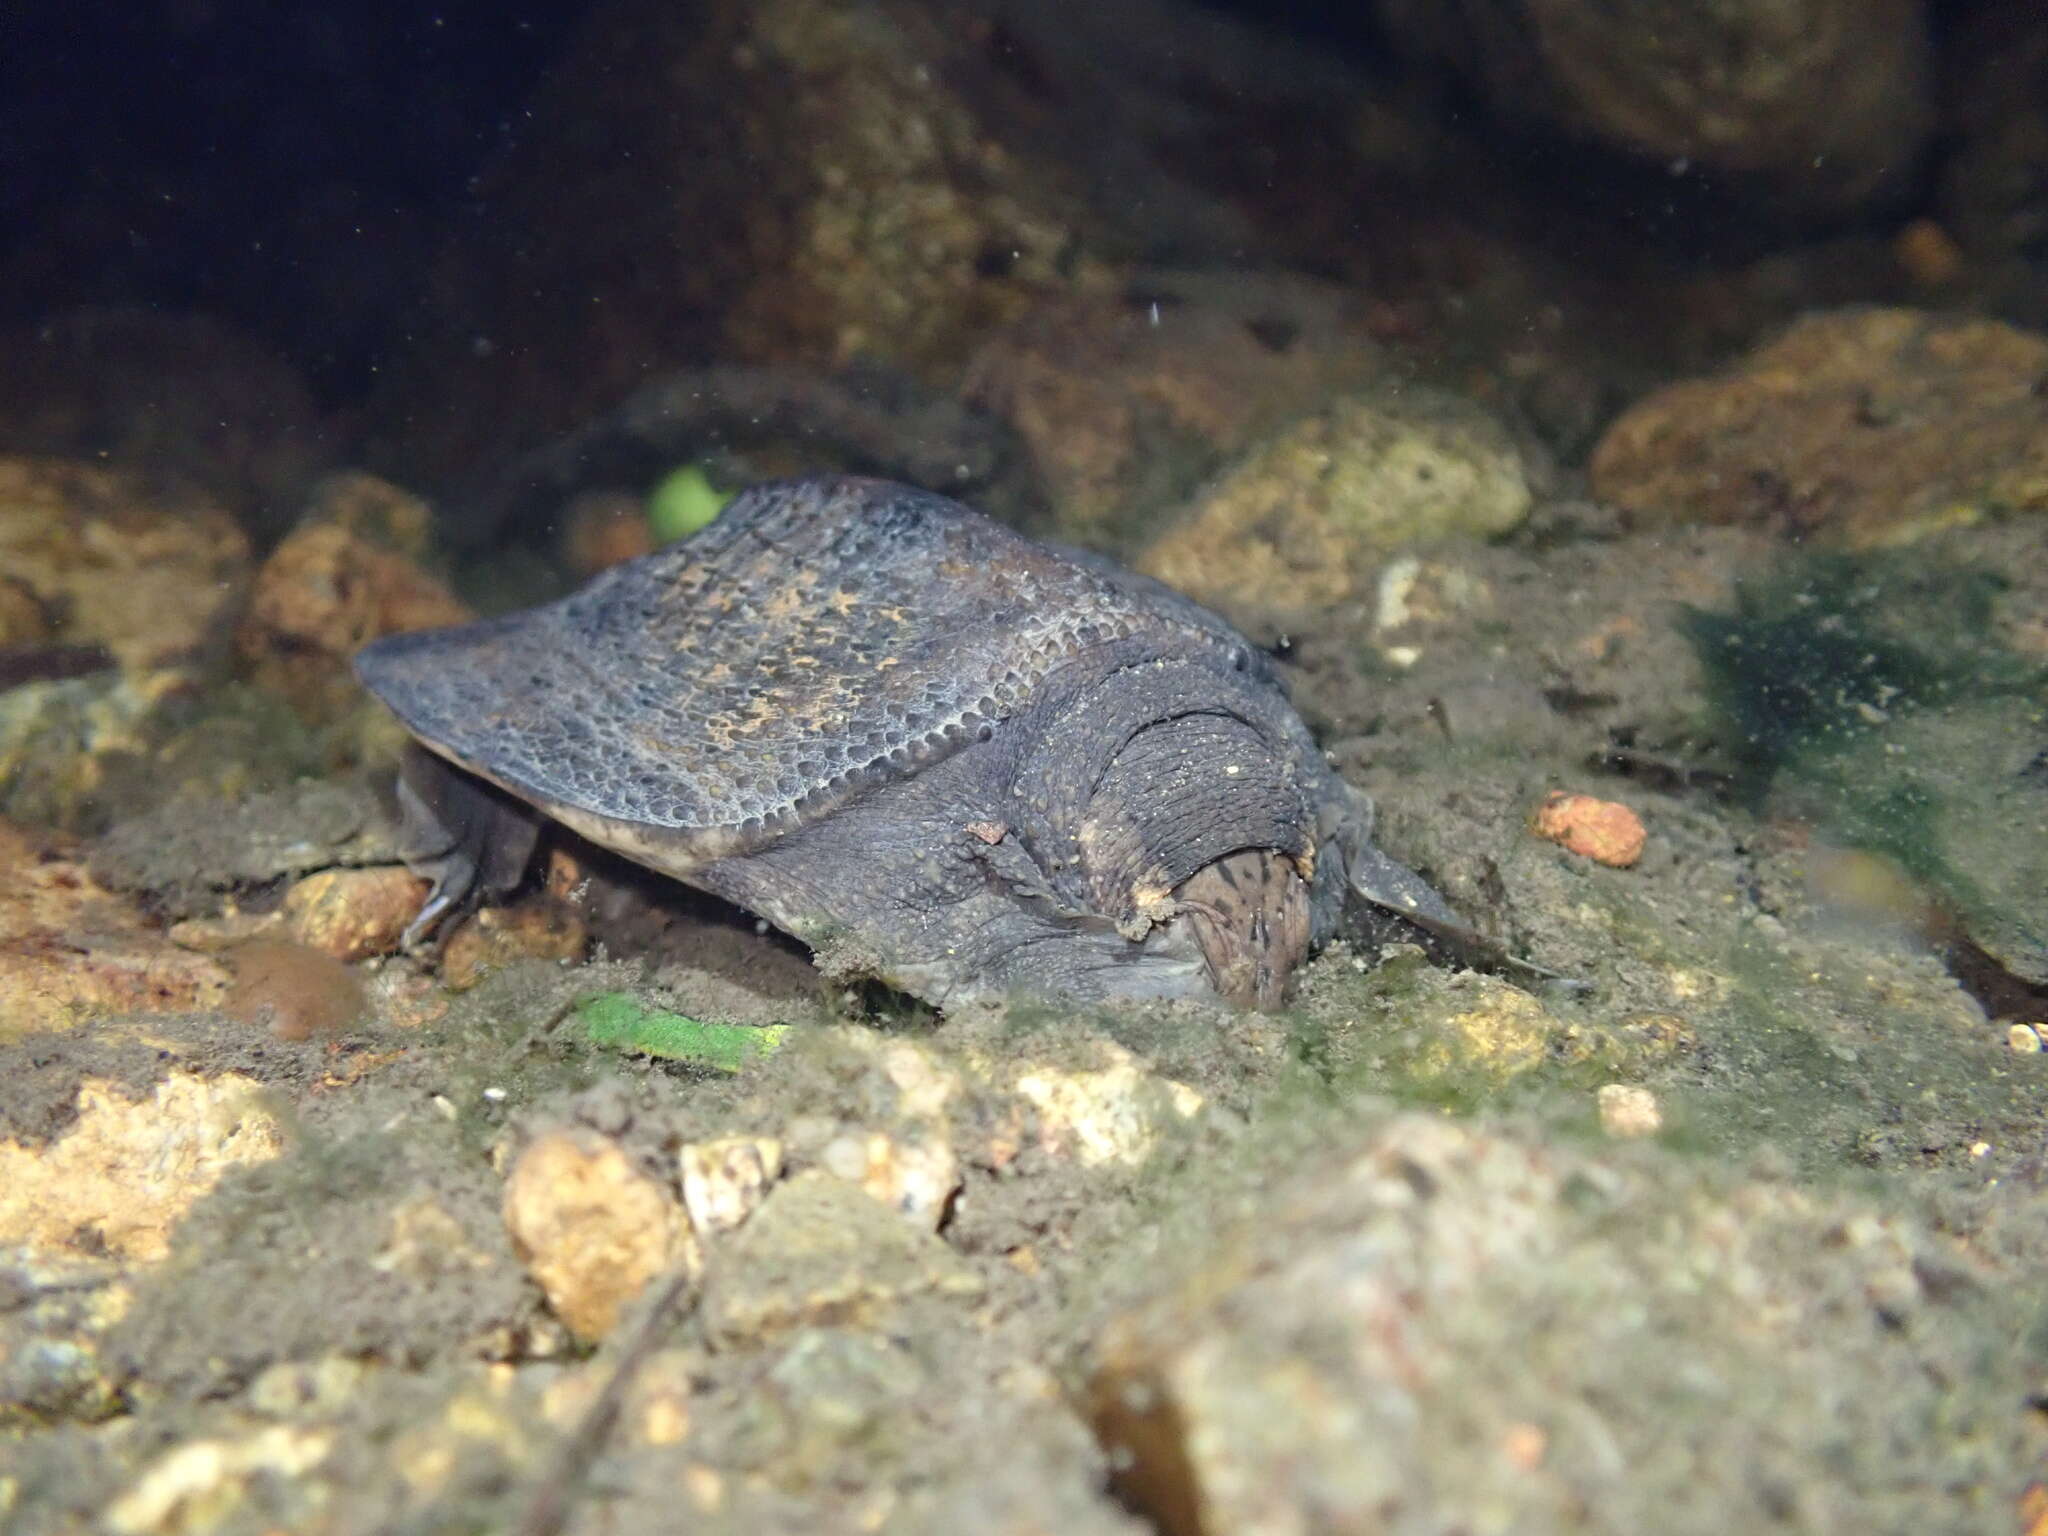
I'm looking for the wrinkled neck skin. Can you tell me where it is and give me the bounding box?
[990,643,1332,1007]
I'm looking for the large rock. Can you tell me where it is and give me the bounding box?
[369,0,1094,488]
[1591,308,2048,545]
[0,456,250,678]
[1140,387,1532,623]
[0,1070,284,1265]
[964,275,1388,554]
[1089,1114,2029,1535]
[1377,0,1932,220]
[364,0,1394,493]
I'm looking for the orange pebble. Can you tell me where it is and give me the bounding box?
[1533,792,1646,868]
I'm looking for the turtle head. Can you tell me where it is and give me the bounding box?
[1003,647,1331,1008]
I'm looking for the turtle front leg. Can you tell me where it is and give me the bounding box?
[393,744,544,951]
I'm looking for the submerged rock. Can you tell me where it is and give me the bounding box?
[502,1128,697,1344]
[237,499,471,729]
[0,456,250,679]
[1141,387,1532,623]
[699,1170,983,1349]
[964,275,1388,554]
[0,818,230,1035]
[1089,1113,2027,1535]
[1592,308,2048,546]
[0,1070,284,1265]
[1377,0,1930,220]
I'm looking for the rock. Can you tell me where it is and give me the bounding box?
[1376,0,1930,220]
[370,0,1097,484]
[1596,1083,1663,1138]
[817,1127,961,1230]
[0,1070,286,1264]
[1892,218,1965,290]
[439,900,589,992]
[0,1252,131,1423]
[1590,308,2048,547]
[964,275,1387,553]
[0,819,229,1035]
[1005,1041,1205,1169]
[366,0,1395,487]
[294,471,439,560]
[1140,388,1531,623]
[0,455,251,678]
[699,1170,983,1349]
[678,1136,785,1238]
[90,778,405,913]
[237,512,472,726]
[1088,1114,2017,1535]
[102,1424,335,1536]
[501,1128,697,1344]
[1533,791,1648,868]
[279,866,429,962]
[1424,978,1559,1081]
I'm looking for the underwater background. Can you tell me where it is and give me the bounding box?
[2,2,2046,1532]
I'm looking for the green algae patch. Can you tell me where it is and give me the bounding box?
[576,991,788,1071]
[1683,551,2039,802]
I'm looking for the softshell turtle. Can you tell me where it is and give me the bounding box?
[355,475,1469,1008]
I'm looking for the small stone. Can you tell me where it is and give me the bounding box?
[502,1129,697,1343]
[1597,1084,1663,1138]
[1500,1421,1548,1472]
[818,1127,960,1230]
[1534,791,1647,868]
[1427,981,1558,1079]
[1009,1043,1205,1168]
[1893,219,1965,287]
[102,1425,335,1536]
[365,965,450,1030]
[440,899,588,991]
[280,866,429,961]
[2008,1023,2042,1054]
[699,1170,982,1349]
[678,1135,785,1238]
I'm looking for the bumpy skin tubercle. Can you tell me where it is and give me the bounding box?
[357,476,1468,1008]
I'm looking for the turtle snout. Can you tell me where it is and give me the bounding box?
[1171,846,1314,1009]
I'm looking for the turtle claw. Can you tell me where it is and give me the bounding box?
[391,744,542,954]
